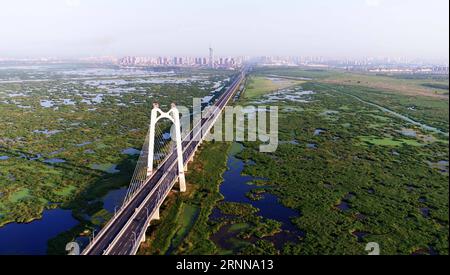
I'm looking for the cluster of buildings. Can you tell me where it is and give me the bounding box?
[0,53,447,75]
[256,56,449,75]
[367,66,449,74]
[118,48,246,69]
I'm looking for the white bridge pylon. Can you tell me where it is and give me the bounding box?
[147,102,186,192]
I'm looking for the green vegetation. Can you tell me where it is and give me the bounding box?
[240,240,279,255]
[169,204,200,249]
[233,69,448,255]
[421,83,449,91]
[9,188,31,203]
[217,202,258,216]
[243,76,304,99]
[139,200,199,255]
[238,218,282,239]
[323,83,449,132]
[359,136,423,147]
[246,189,266,201]
[254,68,339,80]
[255,67,450,99]
[229,223,250,232]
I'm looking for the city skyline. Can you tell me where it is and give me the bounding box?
[0,0,448,63]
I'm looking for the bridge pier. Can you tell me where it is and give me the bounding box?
[140,207,161,243]
[185,154,195,172]
[152,207,160,220]
[179,172,186,192]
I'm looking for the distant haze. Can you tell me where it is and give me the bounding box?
[0,0,448,62]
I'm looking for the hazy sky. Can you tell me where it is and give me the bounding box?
[0,0,448,61]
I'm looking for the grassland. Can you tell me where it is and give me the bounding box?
[324,73,449,98]
[243,76,304,99]
[255,67,449,132]
[233,70,449,255]
[255,67,450,99]
[358,136,423,147]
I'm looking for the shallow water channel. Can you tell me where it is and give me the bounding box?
[210,143,303,252]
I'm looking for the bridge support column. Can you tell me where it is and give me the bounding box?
[140,207,161,243]
[172,104,186,193]
[184,154,195,172]
[152,207,160,220]
[147,103,159,177]
[178,172,186,192]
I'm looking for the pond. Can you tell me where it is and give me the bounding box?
[279,140,299,145]
[251,89,314,104]
[102,187,127,213]
[214,143,302,234]
[400,129,417,137]
[307,143,318,149]
[122,148,141,156]
[33,129,62,135]
[43,158,66,164]
[90,164,120,174]
[76,141,92,147]
[0,209,78,255]
[314,128,326,136]
[40,100,55,108]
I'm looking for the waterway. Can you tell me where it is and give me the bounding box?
[210,143,303,251]
[0,186,128,255]
[0,209,78,255]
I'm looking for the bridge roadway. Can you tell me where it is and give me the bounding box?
[82,68,247,255]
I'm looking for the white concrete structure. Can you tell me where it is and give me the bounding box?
[147,102,186,192]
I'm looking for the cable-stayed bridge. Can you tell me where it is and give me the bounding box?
[81,68,247,255]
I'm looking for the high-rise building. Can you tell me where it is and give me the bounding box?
[209,46,214,68]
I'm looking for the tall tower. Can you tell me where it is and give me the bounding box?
[147,103,186,192]
[209,46,214,69]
